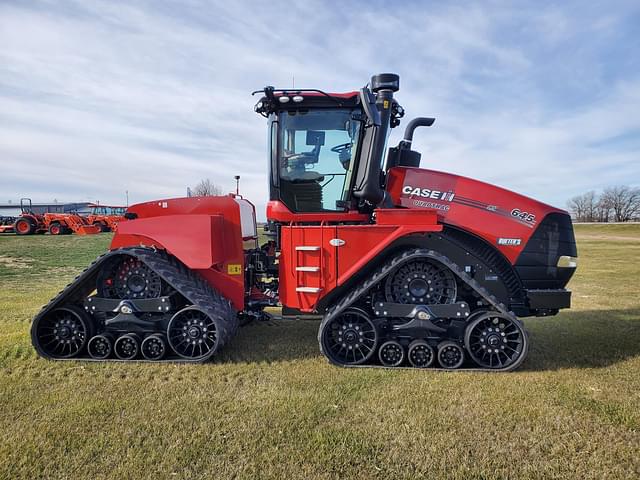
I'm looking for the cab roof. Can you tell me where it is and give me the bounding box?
[254,88,360,116]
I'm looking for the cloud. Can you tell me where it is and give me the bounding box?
[0,0,638,217]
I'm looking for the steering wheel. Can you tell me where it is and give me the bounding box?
[331,142,352,169]
[331,142,352,154]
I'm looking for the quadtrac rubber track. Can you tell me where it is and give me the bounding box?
[318,248,529,372]
[31,247,238,363]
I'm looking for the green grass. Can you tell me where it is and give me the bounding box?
[1,225,639,479]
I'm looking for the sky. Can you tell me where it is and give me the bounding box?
[1,0,639,218]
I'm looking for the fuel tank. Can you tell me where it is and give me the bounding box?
[386,167,577,290]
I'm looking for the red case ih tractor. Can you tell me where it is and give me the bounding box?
[84,205,127,232]
[31,74,577,371]
[14,199,100,236]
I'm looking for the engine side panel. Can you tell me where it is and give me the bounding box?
[279,213,441,313]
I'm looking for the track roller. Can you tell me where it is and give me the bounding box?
[407,340,435,368]
[87,333,114,359]
[141,334,167,361]
[464,311,528,370]
[378,340,405,367]
[319,308,378,366]
[114,333,140,360]
[437,341,465,369]
[31,305,91,359]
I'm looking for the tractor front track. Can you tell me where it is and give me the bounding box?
[31,247,238,363]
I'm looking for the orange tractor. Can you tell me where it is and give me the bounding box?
[13,199,101,236]
[0,216,17,234]
[84,205,127,232]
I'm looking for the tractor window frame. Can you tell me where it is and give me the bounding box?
[272,108,363,213]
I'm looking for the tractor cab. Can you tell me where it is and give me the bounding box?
[255,74,406,217]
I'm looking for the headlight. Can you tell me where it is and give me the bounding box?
[557,256,578,268]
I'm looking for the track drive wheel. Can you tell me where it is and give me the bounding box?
[437,341,465,369]
[378,340,405,367]
[167,306,220,361]
[98,256,163,300]
[319,308,378,366]
[464,311,528,370]
[32,305,92,359]
[15,218,35,235]
[385,258,457,304]
[407,340,435,368]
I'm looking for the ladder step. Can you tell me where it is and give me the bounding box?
[296,287,322,293]
[295,246,320,251]
[296,266,320,272]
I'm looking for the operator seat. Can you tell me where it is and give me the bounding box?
[280,171,324,212]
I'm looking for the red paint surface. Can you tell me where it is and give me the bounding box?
[110,195,249,309]
[386,167,566,263]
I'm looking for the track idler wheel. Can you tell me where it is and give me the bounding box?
[167,306,220,361]
[437,341,465,369]
[319,308,378,366]
[464,311,528,370]
[407,340,435,368]
[378,340,405,367]
[114,333,140,360]
[32,305,91,359]
[141,334,167,361]
[87,333,114,359]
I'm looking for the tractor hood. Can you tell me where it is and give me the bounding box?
[385,166,573,265]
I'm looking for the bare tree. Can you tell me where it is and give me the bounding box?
[600,186,640,222]
[568,191,597,222]
[594,196,612,223]
[192,178,222,197]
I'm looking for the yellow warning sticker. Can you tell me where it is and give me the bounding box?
[383,100,389,109]
[227,264,242,275]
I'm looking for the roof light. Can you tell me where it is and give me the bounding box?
[292,95,304,103]
[278,96,290,103]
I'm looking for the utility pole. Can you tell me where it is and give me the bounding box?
[125,190,129,207]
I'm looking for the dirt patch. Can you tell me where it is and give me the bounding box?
[576,234,640,242]
[0,255,33,269]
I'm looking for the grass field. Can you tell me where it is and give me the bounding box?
[0,225,639,479]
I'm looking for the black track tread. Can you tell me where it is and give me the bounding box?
[318,248,528,372]
[31,247,238,363]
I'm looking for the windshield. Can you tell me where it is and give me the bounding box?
[277,109,361,212]
[92,206,125,215]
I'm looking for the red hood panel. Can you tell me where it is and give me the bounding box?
[386,167,567,263]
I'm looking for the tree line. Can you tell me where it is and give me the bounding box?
[568,186,640,222]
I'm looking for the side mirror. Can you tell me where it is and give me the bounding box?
[359,87,381,126]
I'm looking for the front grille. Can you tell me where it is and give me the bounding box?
[515,213,577,289]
